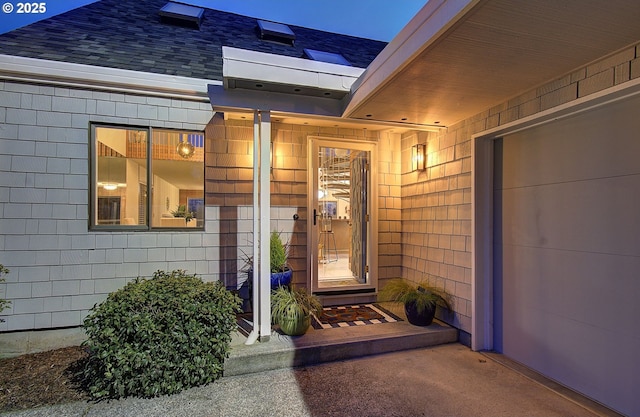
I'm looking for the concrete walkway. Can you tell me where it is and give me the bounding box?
[1,343,614,417]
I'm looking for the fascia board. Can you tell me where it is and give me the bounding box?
[222,46,364,92]
[207,84,343,117]
[0,54,219,98]
[344,0,480,116]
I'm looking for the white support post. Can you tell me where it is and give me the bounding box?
[245,111,262,345]
[258,110,271,341]
[243,109,272,344]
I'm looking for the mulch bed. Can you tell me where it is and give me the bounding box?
[0,346,89,412]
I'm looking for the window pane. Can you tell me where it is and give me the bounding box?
[94,127,148,226]
[151,129,204,228]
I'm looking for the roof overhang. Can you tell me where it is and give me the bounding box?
[0,54,214,99]
[344,0,640,127]
[208,46,368,118]
[222,46,364,101]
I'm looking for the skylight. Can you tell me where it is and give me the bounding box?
[304,49,352,66]
[159,2,204,29]
[257,19,296,45]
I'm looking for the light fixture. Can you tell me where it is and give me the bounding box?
[270,141,273,173]
[102,183,118,191]
[412,143,426,171]
[176,139,195,159]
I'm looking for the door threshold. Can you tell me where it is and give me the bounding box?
[315,288,377,306]
[314,288,376,296]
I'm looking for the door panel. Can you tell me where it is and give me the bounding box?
[350,151,367,283]
[309,139,375,292]
[494,94,640,417]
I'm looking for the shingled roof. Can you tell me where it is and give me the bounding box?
[0,0,387,81]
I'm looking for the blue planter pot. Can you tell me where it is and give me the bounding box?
[270,268,292,289]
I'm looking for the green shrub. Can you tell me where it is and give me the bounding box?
[0,264,10,322]
[81,270,241,400]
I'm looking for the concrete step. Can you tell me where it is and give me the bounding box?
[224,319,458,376]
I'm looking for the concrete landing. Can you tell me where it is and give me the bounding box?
[224,310,458,376]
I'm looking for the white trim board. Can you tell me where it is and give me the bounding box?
[0,54,219,99]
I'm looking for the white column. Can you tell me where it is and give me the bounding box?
[246,110,272,344]
[258,111,271,341]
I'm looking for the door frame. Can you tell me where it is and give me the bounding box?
[307,136,378,294]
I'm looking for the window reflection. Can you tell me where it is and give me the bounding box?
[93,126,204,229]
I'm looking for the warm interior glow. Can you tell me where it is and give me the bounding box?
[102,183,118,191]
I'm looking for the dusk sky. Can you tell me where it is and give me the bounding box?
[0,0,427,41]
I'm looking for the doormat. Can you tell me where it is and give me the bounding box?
[311,304,402,329]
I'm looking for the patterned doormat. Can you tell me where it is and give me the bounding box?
[311,304,402,329]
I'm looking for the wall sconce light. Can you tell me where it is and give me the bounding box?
[270,141,274,174]
[412,143,426,171]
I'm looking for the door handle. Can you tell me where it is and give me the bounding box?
[313,209,319,226]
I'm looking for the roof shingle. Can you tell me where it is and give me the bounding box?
[0,0,386,80]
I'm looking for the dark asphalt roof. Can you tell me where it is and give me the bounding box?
[0,0,387,81]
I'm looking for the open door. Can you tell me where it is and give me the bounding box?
[308,138,377,294]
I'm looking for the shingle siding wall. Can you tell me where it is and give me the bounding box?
[0,80,213,331]
[401,42,640,336]
[205,118,399,291]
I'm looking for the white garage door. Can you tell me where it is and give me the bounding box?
[493,94,640,417]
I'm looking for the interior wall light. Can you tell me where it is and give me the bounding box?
[176,134,195,159]
[411,143,426,171]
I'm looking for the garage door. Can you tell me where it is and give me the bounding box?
[493,94,640,417]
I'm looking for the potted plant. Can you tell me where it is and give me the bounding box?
[239,231,293,312]
[269,231,292,288]
[271,285,322,336]
[379,278,451,326]
[171,204,194,223]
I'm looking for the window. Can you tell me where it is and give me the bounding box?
[257,19,296,45]
[304,49,351,66]
[91,125,204,229]
[159,2,205,29]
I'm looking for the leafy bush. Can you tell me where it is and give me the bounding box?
[0,264,10,322]
[81,270,241,400]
